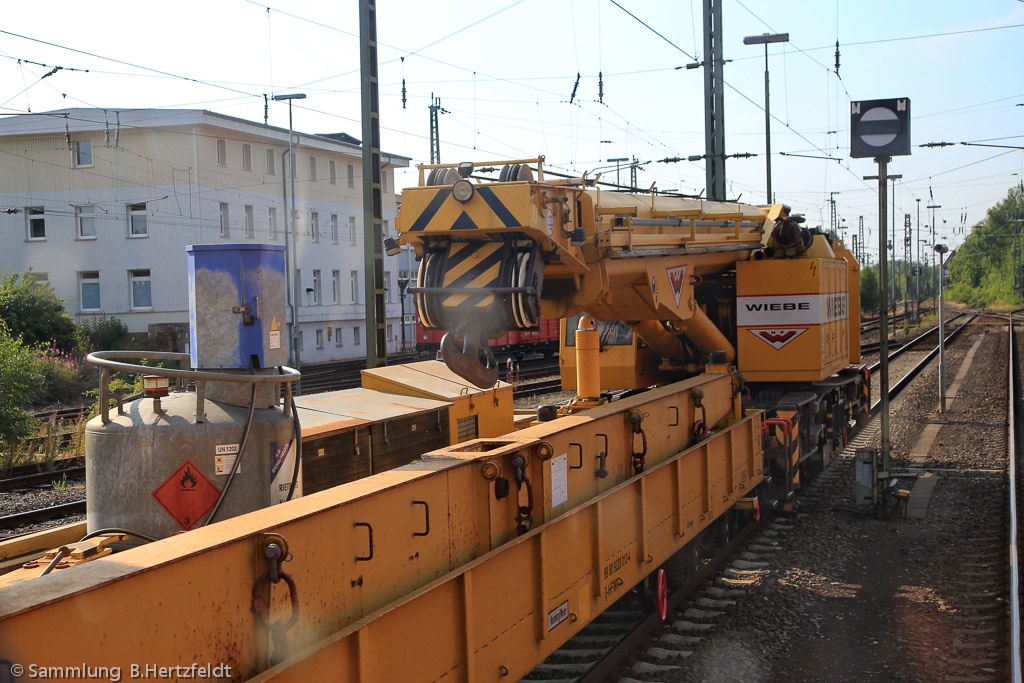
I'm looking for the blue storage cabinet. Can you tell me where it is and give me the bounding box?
[186,244,287,369]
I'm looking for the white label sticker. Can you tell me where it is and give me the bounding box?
[547,600,569,631]
[550,454,568,508]
[215,444,240,475]
[269,329,281,350]
[737,293,849,327]
[546,207,555,237]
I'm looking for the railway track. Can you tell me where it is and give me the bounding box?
[0,465,86,493]
[522,313,980,682]
[0,500,86,531]
[293,353,425,395]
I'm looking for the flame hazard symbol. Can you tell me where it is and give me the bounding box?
[666,265,688,308]
[750,328,807,350]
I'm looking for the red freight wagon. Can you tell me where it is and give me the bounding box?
[415,315,559,359]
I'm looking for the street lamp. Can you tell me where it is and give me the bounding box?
[272,93,306,377]
[933,242,949,413]
[743,32,789,204]
[398,277,410,351]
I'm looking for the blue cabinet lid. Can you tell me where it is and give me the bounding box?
[186,243,286,253]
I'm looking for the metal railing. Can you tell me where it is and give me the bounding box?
[86,351,300,425]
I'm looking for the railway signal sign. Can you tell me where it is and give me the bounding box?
[850,98,911,158]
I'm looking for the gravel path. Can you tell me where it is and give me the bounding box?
[610,313,1010,682]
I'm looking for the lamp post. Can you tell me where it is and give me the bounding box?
[398,277,410,352]
[934,242,949,413]
[272,92,306,378]
[743,32,789,204]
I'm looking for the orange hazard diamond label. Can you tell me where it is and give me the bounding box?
[151,459,221,531]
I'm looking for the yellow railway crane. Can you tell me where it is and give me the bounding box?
[0,156,867,682]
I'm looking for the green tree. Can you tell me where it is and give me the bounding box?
[0,320,41,442]
[860,266,880,313]
[0,270,78,351]
[946,184,1023,308]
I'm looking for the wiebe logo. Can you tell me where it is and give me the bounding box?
[666,265,688,307]
[750,328,807,350]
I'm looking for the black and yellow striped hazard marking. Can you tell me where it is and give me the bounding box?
[440,242,504,309]
[407,186,520,232]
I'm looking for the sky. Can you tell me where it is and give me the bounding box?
[1,0,1022,264]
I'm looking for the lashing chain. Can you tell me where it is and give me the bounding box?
[251,537,299,665]
[511,453,534,535]
[691,389,708,442]
[629,411,648,474]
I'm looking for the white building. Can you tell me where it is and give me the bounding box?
[0,108,409,363]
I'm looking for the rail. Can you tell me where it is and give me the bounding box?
[1010,315,1021,682]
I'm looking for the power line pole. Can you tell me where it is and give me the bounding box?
[429,95,446,164]
[927,203,941,304]
[904,213,911,321]
[360,0,386,369]
[916,198,921,321]
[703,0,726,200]
[858,215,865,265]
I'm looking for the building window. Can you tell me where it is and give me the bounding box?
[330,214,338,244]
[383,219,390,237]
[316,329,324,349]
[76,205,97,239]
[384,271,392,302]
[312,269,321,305]
[353,326,361,346]
[130,269,152,309]
[329,160,337,185]
[268,207,278,240]
[74,140,93,168]
[381,170,388,193]
[266,148,276,175]
[26,207,45,240]
[310,211,319,243]
[80,271,101,311]
[219,203,230,237]
[350,270,359,303]
[241,144,252,171]
[308,156,317,182]
[129,202,148,237]
[216,139,227,166]
[347,163,354,188]
[386,323,393,341]
[331,270,340,304]
[336,323,344,346]
[348,215,357,246]
[297,330,304,351]
[244,205,255,238]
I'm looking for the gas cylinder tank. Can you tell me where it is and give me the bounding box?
[85,391,299,545]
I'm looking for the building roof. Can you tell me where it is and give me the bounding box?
[0,108,410,165]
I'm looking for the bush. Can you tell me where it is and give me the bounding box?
[0,321,41,443]
[32,345,95,406]
[0,270,78,352]
[77,315,130,353]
